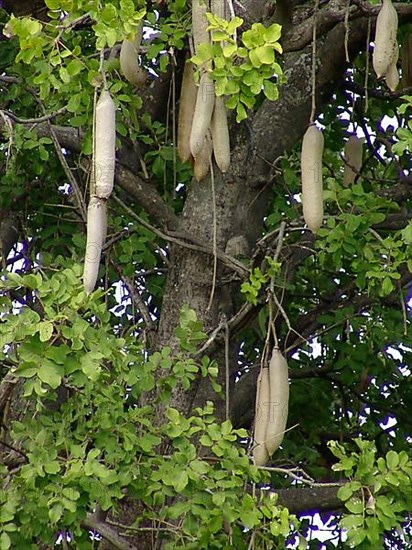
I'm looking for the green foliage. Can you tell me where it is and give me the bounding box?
[331,440,412,548]
[318,181,409,296]
[190,14,283,121]
[241,258,281,305]
[0,268,299,548]
[0,1,411,548]
[393,95,412,156]
[146,0,190,61]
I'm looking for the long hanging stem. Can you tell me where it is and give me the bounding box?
[364,17,371,114]
[207,160,217,311]
[344,0,351,63]
[98,44,107,90]
[310,0,320,123]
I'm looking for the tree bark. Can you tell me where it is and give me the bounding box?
[3,2,412,548]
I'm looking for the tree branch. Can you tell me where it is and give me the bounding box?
[283,2,412,53]
[0,111,179,231]
[114,163,179,230]
[82,514,137,550]
[249,18,369,179]
[274,484,344,514]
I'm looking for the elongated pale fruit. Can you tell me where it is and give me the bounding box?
[194,130,212,182]
[301,124,324,233]
[119,24,146,87]
[343,135,364,187]
[190,72,215,157]
[385,62,399,91]
[178,61,197,163]
[265,349,289,456]
[385,41,399,91]
[253,367,270,466]
[192,0,210,53]
[94,90,116,199]
[373,0,398,78]
[83,196,107,294]
[211,96,230,172]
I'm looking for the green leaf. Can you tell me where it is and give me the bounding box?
[255,45,274,65]
[236,103,247,123]
[66,58,83,77]
[249,48,261,68]
[386,450,400,470]
[240,507,261,529]
[341,513,365,530]
[49,503,63,523]
[337,484,355,501]
[59,66,70,83]
[400,222,412,245]
[210,30,227,42]
[81,353,102,381]
[0,532,11,550]
[101,3,117,24]
[139,433,162,453]
[263,80,278,101]
[345,497,364,514]
[45,0,62,8]
[44,460,61,474]
[37,360,64,389]
[227,16,243,35]
[223,43,237,58]
[263,24,282,44]
[172,470,188,492]
[38,320,53,342]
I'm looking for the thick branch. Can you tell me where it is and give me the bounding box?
[115,164,179,230]
[284,1,412,53]
[275,484,344,514]
[82,515,137,550]
[17,121,179,230]
[249,18,369,179]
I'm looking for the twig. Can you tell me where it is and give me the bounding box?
[26,93,87,222]
[368,227,387,247]
[273,221,286,264]
[272,291,307,346]
[2,106,68,124]
[256,225,282,248]
[247,530,256,550]
[207,161,218,310]
[224,316,230,421]
[268,222,301,348]
[109,261,157,340]
[344,0,351,63]
[400,287,408,336]
[227,301,254,334]
[258,466,342,488]
[0,111,13,173]
[47,120,87,221]
[364,16,371,113]
[0,439,29,461]
[99,48,108,90]
[284,320,345,355]
[56,13,92,31]
[112,194,248,277]
[310,0,319,123]
[194,317,228,358]
[106,519,181,534]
